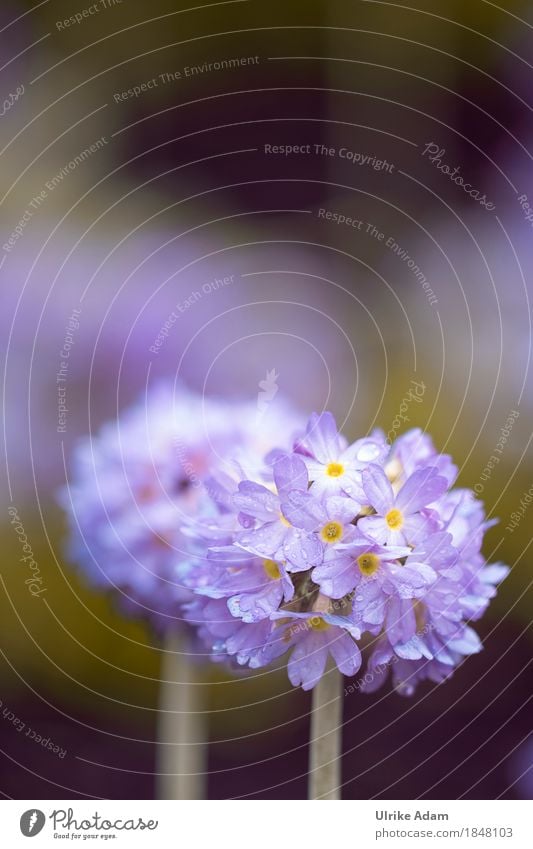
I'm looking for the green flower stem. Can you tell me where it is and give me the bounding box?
[308,663,343,800]
[157,632,207,800]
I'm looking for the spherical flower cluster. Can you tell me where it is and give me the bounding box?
[183,413,509,692]
[58,382,304,632]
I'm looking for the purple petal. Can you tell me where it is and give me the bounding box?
[324,614,361,640]
[409,532,457,570]
[279,567,296,601]
[386,598,416,646]
[235,522,286,558]
[395,468,448,514]
[368,641,394,670]
[273,453,309,495]
[304,412,341,463]
[480,563,510,584]
[395,634,433,660]
[238,511,255,529]
[226,619,273,665]
[325,495,360,524]
[288,633,329,690]
[385,562,437,598]
[401,513,434,545]
[258,623,294,666]
[227,582,283,623]
[283,528,324,570]
[312,551,358,599]
[428,634,455,665]
[336,535,406,558]
[329,631,362,676]
[351,581,387,627]
[301,458,325,480]
[188,598,236,637]
[307,471,348,497]
[357,515,390,544]
[362,464,394,514]
[446,626,482,655]
[280,490,326,530]
[207,545,253,563]
[233,481,280,522]
[339,471,366,503]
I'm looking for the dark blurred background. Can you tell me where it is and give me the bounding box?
[0,0,531,799]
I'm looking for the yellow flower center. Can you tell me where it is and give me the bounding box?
[320,521,343,543]
[357,552,380,576]
[263,559,281,580]
[385,508,404,530]
[279,512,291,528]
[326,461,344,477]
[309,616,330,631]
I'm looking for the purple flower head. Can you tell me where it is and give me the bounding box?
[59,381,304,632]
[171,408,509,692]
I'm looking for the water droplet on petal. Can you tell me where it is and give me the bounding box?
[358,444,381,462]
